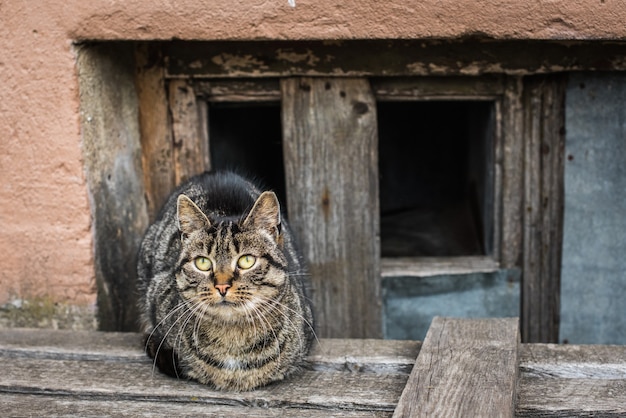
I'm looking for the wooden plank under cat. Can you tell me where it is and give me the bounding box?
[393,317,520,418]
[0,331,417,415]
[281,77,382,339]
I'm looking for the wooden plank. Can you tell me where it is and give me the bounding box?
[281,77,381,338]
[168,79,211,185]
[372,76,504,100]
[194,79,281,102]
[135,43,176,221]
[0,329,419,374]
[0,356,409,413]
[516,378,626,417]
[393,317,519,418]
[520,343,626,379]
[517,343,626,416]
[499,77,524,269]
[0,393,391,418]
[521,75,566,343]
[163,40,626,78]
[381,256,499,278]
[78,42,149,331]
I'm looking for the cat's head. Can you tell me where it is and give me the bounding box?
[175,191,288,323]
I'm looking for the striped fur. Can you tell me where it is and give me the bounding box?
[137,172,314,391]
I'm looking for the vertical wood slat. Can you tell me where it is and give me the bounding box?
[499,77,525,269]
[522,76,566,343]
[168,79,211,185]
[135,44,175,220]
[393,317,520,418]
[281,77,382,338]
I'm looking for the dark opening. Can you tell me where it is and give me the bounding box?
[208,102,287,207]
[378,100,495,257]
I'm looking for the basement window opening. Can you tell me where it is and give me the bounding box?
[208,101,287,207]
[378,100,495,258]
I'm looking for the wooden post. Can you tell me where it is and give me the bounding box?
[135,44,175,221]
[521,75,566,343]
[168,79,211,185]
[394,317,520,417]
[281,77,382,338]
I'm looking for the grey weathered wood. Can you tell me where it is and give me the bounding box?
[499,77,524,269]
[393,317,520,418]
[372,76,505,100]
[520,343,626,379]
[381,256,499,278]
[168,79,211,185]
[281,77,381,338]
[77,43,149,331]
[517,344,626,418]
[0,394,392,418]
[135,43,176,221]
[0,329,420,374]
[0,329,418,416]
[194,79,281,102]
[516,378,626,417]
[521,76,566,343]
[163,40,626,78]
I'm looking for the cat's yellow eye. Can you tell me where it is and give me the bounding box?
[194,257,212,271]
[237,255,256,270]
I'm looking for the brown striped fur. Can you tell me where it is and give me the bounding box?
[137,172,314,391]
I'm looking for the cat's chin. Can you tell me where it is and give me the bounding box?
[202,301,253,324]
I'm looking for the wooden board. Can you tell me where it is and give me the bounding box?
[393,317,520,417]
[77,43,149,331]
[168,79,211,185]
[517,344,626,417]
[521,75,566,343]
[281,77,381,339]
[0,329,419,416]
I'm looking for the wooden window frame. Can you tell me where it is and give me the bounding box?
[79,41,578,340]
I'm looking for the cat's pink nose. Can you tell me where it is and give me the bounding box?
[215,284,231,296]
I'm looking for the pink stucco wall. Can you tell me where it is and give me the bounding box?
[1,1,625,319]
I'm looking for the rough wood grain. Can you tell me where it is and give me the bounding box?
[520,343,626,379]
[393,317,520,418]
[0,329,420,374]
[135,43,176,221]
[0,393,392,418]
[168,79,211,185]
[0,331,418,415]
[381,256,499,278]
[281,77,381,338]
[499,77,524,269]
[521,75,566,343]
[163,41,626,78]
[517,377,626,417]
[78,43,149,331]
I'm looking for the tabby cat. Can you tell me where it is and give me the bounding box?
[137,171,314,391]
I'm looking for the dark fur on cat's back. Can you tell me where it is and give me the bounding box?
[137,171,314,391]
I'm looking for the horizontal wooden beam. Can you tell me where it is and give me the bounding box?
[162,40,626,78]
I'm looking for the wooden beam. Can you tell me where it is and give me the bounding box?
[0,329,418,415]
[517,343,626,416]
[281,77,381,338]
[135,44,176,221]
[168,79,211,185]
[393,317,520,417]
[78,43,149,331]
[162,40,626,78]
[521,75,566,343]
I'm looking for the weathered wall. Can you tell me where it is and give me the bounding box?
[561,73,626,344]
[1,1,626,329]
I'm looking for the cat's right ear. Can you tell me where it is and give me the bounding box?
[177,194,210,236]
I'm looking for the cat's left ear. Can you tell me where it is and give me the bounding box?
[243,191,281,240]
